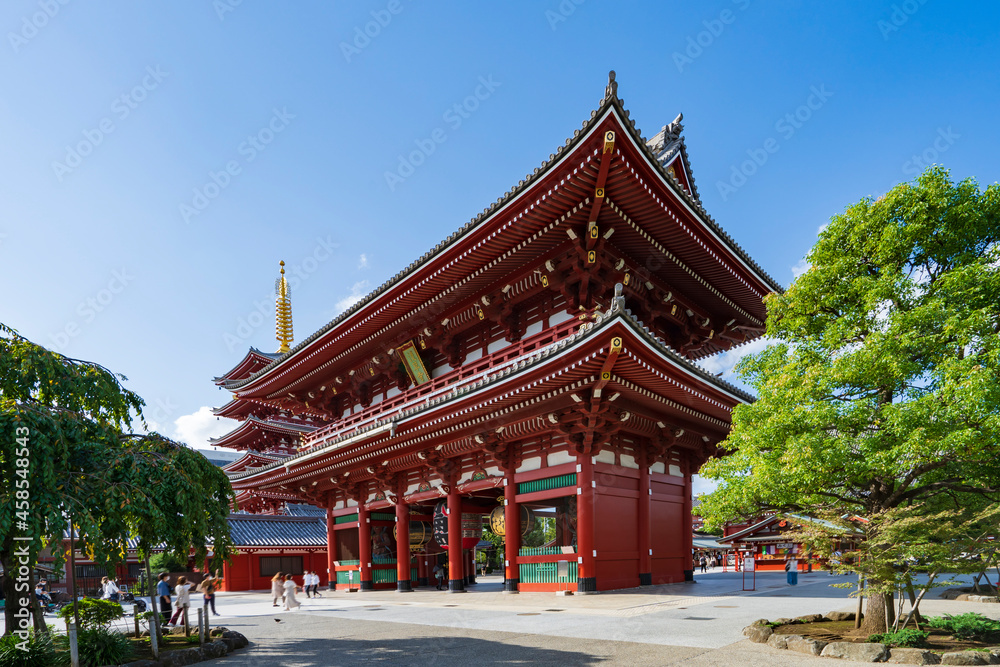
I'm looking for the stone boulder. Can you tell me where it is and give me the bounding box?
[795,614,825,624]
[786,635,827,656]
[767,634,790,650]
[821,641,890,662]
[888,648,941,664]
[742,624,773,643]
[200,640,229,659]
[772,617,796,625]
[221,630,250,649]
[825,611,857,622]
[940,652,989,665]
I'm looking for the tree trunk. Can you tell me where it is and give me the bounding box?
[1,550,19,636]
[861,591,895,635]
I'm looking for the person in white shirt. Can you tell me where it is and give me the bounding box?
[100,576,120,602]
[167,576,191,627]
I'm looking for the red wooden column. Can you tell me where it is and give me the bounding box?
[577,452,597,592]
[357,504,373,591]
[682,453,695,581]
[447,487,465,592]
[638,449,652,586]
[395,500,412,592]
[503,472,520,593]
[416,549,427,587]
[326,500,337,591]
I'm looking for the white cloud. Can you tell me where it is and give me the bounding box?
[791,257,810,279]
[172,406,232,447]
[335,280,370,314]
[697,336,770,384]
[358,254,369,269]
[692,474,719,498]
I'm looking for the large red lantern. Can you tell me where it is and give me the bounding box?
[433,501,482,549]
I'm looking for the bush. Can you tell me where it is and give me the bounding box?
[76,627,134,667]
[868,629,930,647]
[150,552,188,574]
[927,613,1000,641]
[57,598,124,629]
[0,632,59,667]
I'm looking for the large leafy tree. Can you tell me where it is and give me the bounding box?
[0,324,235,636]
[699,167,1000,633]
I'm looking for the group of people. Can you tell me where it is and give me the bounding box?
[696,551,726,573]
[268,571,325,610]
[156,572,222,627]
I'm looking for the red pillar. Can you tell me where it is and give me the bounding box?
[638,450,652,585]
[358,504,373,591]
[683,453,694,581]
[503,473,520,593]
[326,501,337,591]
[416,549,427,587]
[577,452,597,592]
[395,500,412,592]
[447,487,465,592]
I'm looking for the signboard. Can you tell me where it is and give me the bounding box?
[743,557,756,571]
[557,561,569,579]
[397,340,431,385]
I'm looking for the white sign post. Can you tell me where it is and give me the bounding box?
[742,556,756,591]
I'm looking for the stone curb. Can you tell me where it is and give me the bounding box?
[124,629,249,666]
[742,617,1000,664]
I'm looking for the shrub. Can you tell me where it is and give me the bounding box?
[150,552,188,574]
[927,613,1000,641]
[868,629,930,647]
[77,627,134,667]
[0,632,59,667]
[57,598,124,629]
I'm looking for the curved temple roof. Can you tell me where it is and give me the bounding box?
[222,71,780,398]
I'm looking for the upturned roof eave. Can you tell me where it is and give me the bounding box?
[228,304,754,486]
[225,73,780,397]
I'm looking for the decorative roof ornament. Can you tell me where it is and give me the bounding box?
[275,261,293,354]
[605,70,618,100]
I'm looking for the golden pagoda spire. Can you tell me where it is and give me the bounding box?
[275,260,293,354]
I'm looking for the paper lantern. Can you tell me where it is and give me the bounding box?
[487,505,536,537]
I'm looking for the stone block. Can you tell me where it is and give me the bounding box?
[940,652,989,665]
[767,633,790,650]
[825,611,856,622]
[888,648,941,664]
[743,624,773,643]
[786,635,827,656]
[821,641,890,662]
[795,614,825,623]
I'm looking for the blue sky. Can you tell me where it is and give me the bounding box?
[1,1,997,461]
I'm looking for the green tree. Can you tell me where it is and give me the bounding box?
[0,324,235,637]
[698,167,1000,634]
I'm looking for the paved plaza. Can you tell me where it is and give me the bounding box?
[184,570,998,665]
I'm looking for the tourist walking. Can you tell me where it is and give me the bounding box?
[168,576,191,626]
[283,574,301,610]
[156,573,172,625]
[433,563,443,590]
[308,571,322,598]
[699,555,708,573]
[271,572,285,607]
[785,558,798,586]
[200,574,220,617]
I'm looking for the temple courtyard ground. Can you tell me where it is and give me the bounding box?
[195,570,1000,665]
